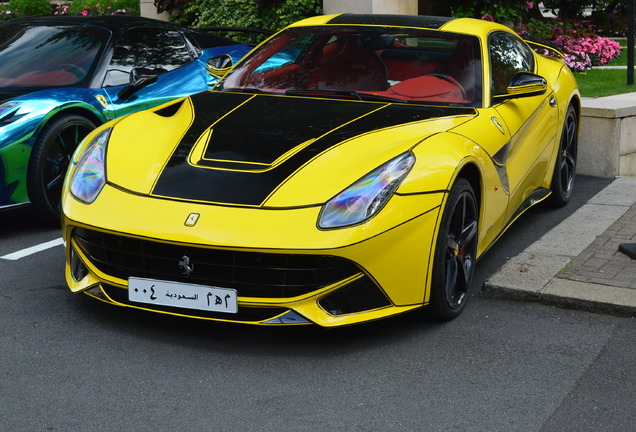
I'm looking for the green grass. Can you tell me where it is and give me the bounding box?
[608,48,634,66]
[575,68,636,97]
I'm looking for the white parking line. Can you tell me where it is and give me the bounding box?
[1,237,64,261]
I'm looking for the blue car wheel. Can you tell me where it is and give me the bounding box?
[27,114,96,224]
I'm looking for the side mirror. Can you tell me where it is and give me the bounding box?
[493,72,548,102]
[117,68,158,100]
[206,54,233,78]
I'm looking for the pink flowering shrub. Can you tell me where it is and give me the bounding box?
[1,0,138,18]
[570,36,621,66]
[67,0,139,16]
[0,5,14,21]
[553,36,593,71]
[54,3,69,15]
[516,19,621,71]
[557,35,621,71]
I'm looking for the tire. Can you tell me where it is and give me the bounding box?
[547,104,578,207]
[27,114,96,224]
[426,177,478,321]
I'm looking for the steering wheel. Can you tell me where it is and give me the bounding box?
[61,64,86,79]
[422,73,468,100]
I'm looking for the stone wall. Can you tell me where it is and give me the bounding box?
[139,0,168,20]
[579,94,636,178]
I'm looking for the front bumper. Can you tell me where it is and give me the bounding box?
[62,184,444,327]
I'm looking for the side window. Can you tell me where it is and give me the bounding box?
[104,27,197,87]
[489,32,534,96]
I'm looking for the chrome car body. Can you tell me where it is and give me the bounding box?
[0,15,252,222]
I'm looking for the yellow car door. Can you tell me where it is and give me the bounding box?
[494,92,557,221]
[487,31,558,224]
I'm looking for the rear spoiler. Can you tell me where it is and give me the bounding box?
[523,35,566,60]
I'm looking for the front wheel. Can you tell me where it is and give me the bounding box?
[426,178,478,321]
[27,114,96,224]
[547,104,578,207]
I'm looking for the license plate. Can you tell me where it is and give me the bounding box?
[128,277,238,314]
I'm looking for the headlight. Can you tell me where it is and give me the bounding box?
[318,152,415,229]
[0,102,20,119]
[70,128,111,204]
[0,102,23,127]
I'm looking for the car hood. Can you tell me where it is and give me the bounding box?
[105,91,477,207]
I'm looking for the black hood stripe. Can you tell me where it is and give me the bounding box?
[198,94,383,168]
[151,92,472,206]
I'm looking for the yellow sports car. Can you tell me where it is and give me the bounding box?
[61,14,579,327]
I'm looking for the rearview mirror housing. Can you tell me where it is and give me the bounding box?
[206,54,233,78]
[117,68,158,100]
[493,72,548,102]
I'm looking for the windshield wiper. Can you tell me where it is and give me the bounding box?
[355,93,408,103]
[220,87,271,95]
[285,89,363,101]
[284,89,407,103]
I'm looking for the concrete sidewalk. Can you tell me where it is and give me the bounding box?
[483,176,636,317]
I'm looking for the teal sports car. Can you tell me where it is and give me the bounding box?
[0,15,252,223]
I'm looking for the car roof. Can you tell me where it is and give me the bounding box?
[326,14,455,29]
[0,15,186,32]
[1,15,238,48]
[290,14,515,40]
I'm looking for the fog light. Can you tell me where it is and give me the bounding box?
[319,277,390,315]
[71,246,89,282]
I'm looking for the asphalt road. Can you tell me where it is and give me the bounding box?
[1,175,634,432]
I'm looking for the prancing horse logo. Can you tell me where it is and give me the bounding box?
[178,255,194,276]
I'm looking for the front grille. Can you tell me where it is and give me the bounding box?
[74,227,361,298]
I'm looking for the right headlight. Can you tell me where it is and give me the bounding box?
[70,127,111,204]
[318,152,415,229]
[0,102,20,119]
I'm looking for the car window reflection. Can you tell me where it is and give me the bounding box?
[0,25,106,88]
[104,28,197,87]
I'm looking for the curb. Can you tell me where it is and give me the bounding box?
[482,177,636,317]
[483,275,636,317]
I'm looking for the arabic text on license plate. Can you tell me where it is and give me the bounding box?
[128,277,238,314]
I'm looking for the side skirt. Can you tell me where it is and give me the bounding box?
[478,188,551,259]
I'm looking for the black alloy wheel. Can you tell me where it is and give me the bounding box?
[548,104,578,207]
[427,177,478,321]
[27,114,97,224]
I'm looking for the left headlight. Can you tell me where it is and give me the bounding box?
[318,152,415,229]
[70,127,111,204]
[0,102,20,119]
[0,102,23,128]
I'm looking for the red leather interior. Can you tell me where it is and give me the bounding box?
[366,75,469,103]
[0,70,78,86]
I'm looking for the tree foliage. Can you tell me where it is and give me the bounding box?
[8,0,52,17]
[155,0,322,43]
[437,0,626,21]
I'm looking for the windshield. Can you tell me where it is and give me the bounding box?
[0,24,108,89]
[217,26,482,107]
